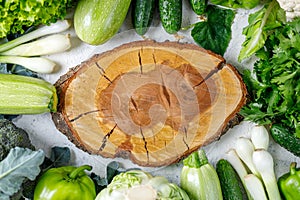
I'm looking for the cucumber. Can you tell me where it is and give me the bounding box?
[270,124,300,157]
[216,159,248,200]
[74,0,131,45]
[132,0,155,35]
[189,0,207,15]
[159,0,182,34]
[0,74,57,114]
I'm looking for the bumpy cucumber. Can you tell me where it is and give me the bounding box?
[189,0,207,15]
[270,124,300,157]
[216,159,248,200]
[159,0,182,34]
[132,0,155,35]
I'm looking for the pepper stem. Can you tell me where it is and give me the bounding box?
[290,162,297,175]
[69,165,92,179]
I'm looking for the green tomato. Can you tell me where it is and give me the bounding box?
[34,165,96,200]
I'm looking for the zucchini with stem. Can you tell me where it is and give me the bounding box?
[180,149,223,200]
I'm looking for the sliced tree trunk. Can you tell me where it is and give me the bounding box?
[52,40,247,167]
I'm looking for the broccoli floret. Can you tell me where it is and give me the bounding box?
[0,119,34,160]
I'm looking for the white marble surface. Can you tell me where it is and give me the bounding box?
[13,1,300,185]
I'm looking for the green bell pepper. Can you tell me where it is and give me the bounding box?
[34,165,96,200]
[278,162,300,200]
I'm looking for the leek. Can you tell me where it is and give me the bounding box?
[180,149,223,200]
[0,20,71,53]
[0,56,56,74]
[0,34,71,56]
[252,149,281,200]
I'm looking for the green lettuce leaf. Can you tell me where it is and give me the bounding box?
[191,5,235,56]
[210,0,260,9]
[0,147,45,200]
[238,0,285,61]
[0,0,75,38]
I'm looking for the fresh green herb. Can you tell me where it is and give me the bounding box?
[240,17,300,138]
[238,0,286,61]
[210,0,260,9]
[191,5,235,56]
[0,0,75,38]
[0,147,45,200]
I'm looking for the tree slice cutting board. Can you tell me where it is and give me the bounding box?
[52,40,247,167]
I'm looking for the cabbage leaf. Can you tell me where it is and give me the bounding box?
[0,147,45,200]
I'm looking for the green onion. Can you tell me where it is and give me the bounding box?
[236,137,260,177]
[0,34,71,56]
[244,174,268,200]
[0,56,56,74]
[250,125,269,150]
[0,20,71,53]
[252,149,281,200]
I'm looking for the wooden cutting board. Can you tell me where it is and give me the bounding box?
[52,40,247,167]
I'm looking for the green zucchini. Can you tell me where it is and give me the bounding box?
[74,0,131,45]
[189,0,207,15]
[270,124,300,157]
[132,0,155,35]
[159,0,182,34]
[0,74,57,114]
[216,159,248,200]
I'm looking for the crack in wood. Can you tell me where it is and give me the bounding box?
[193,62,225,89]
[138,50,143,74]
[160,74,171,106]
[98,124,117,152]
[95,62,112,83]
[95,62,106,74]
[140,127,149,163]
[130,97,138,112]
[152,51,157,64]
[69,110,100,122]
[182,127,190,151]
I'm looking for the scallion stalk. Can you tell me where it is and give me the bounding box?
[244,174,268,200]
[252,149,281,200]
[225,149,254,200]
[0,56,56,73]
[250,125,269,150]
[0,34,71,56]
[235,137,260,178]
[0,20,71,53]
